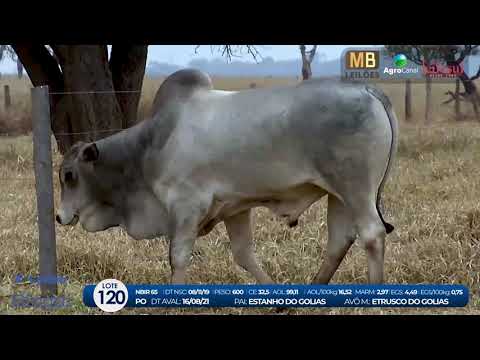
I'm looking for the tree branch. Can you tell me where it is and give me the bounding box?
[412,46,424,65]
[299,45,307,59]
[50,45,68,69]
[109,45,148,127]
[12,45,63,90]
[212,45,261,63]
[443,90,469,104]
[308,45,317,62]
[246,45,262,63]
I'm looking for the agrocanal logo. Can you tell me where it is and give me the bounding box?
[383,53,420,77]
[393,53,408,68]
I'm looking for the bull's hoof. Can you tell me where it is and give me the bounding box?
[288,220,298,228]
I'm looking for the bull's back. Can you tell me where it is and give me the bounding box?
[160,80,392,193]
[192,80,387,156]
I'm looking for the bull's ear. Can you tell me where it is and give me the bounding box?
[81,143,99,162]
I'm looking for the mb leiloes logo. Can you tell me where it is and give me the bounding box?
[343,50,380,80]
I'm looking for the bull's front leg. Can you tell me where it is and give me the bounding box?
[169,230,196,284]
[167,203,204,284]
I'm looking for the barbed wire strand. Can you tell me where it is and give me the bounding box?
[0,178,36,181]
[1,128,126,137]
[4,90,178,189]
[48,90,142,95]
[54,128,125,136]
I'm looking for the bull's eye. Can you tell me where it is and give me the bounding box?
[64,171,75,184]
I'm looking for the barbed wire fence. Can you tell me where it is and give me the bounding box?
[1,85,142,297]
[1,90,141,178]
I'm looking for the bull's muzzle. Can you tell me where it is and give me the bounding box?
[56,213,79,226]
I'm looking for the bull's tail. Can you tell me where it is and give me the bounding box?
[366,85,398,235]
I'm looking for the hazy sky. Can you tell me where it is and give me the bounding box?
[146,45,366,65]
[0,45,369,73]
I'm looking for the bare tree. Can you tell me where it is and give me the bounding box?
[6,45,259,154]
[437,45,480,120]
[299,45,317,80]
[10,45,148,153]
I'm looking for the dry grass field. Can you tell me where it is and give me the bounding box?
[0,75,479,315]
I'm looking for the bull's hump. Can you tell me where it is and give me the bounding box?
[152,69,213,114]
[163,69,213,90]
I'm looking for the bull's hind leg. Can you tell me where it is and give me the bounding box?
[349,197,387,284]
[224,209,273,284]
[312,195,356,284]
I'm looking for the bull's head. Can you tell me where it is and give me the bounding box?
[56,142,121,232]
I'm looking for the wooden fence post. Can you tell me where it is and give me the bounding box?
[405,79,412,122]
[4,85,11,110]
[455,78,461,121]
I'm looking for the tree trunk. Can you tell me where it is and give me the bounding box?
[405,79,412,122]
[458,72,480,121]
[455,78,461,121]
[12,45,148,154]
[300,45,316,81]
[13,45,72,153]
[302,61,312,80]
[109,45,148,128]
[53,45,125,143]
[425,76,432,124]
[472,95,480,121]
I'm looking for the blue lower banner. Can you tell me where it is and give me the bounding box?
[83,282,469,309]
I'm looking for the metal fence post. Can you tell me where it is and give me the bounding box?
[31,85,57,297]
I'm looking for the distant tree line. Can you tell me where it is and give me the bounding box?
[148,54,335,78]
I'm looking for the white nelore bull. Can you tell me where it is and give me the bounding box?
[56,69,398,284]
